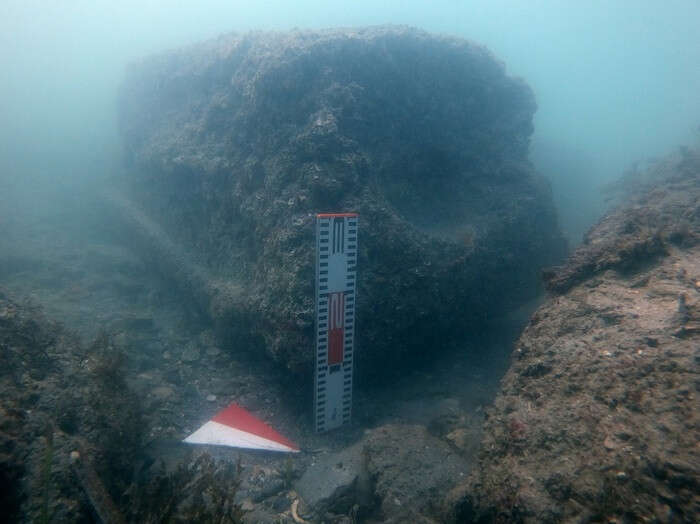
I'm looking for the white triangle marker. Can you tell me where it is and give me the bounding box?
[184,403,299,453]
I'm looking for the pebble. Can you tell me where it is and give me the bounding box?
[205,347,221,357]
[152,386,175,400]
[181,345,200,362]
[446,428,470,451]
[206,394,217,402]
[69,450,80,463]
[603,436,616,450]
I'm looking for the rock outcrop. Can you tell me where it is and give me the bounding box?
[456,147,700,522]
[117,26,565,380]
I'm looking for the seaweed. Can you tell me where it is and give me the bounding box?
[87,330,127,386]
[71,443,126,524]
[39,425,54,524]
[128,453,246,523]
[282,455,295,489]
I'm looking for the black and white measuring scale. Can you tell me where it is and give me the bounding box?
[314,213,357,433]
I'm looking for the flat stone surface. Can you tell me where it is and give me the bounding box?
[296,423,471,520]
[152,386,174,400]
[295,445,362,514]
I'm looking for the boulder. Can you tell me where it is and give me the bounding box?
[295,424,470,522]
[117,26,566,379]
[455,147,700,523]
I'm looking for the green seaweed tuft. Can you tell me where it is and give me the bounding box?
[40,425,54,524]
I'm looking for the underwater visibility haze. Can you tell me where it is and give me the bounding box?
[2,1,700,241]
[0,1,699,522]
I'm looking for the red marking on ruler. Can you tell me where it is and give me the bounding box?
[328,292,344,365]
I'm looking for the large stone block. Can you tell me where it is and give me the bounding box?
[117,26,565,380]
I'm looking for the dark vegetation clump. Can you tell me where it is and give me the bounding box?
[86,330,128,385]
[0,290,145,521]
[128,453,245,523]
[0,290,244,522]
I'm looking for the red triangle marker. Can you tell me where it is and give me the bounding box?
[183,403,299,453]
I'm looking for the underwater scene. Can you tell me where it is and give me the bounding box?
[0,2,698,522]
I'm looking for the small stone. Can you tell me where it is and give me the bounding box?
[206,347,221,357]
[615,471,627,480]
[181,344,200,362]
[446,428,472,451]
[603,436,616,450]
[655,503,672,521]
[152,386,175,400]
[206,394,217,402]
[114,332,128,347]
[69,450,80,463]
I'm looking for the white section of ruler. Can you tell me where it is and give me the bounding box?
[315,215,357,433]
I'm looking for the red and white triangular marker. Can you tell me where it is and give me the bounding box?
[183,403,299,453]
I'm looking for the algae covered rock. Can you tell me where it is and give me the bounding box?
[457,147,700,523]
[117,26,565,379]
